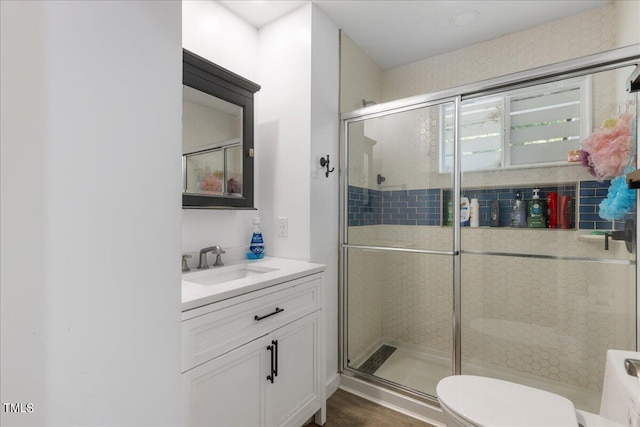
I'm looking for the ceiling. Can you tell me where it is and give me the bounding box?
[219,0,612,70]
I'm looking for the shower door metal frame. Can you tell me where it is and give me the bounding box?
[340,95,460,403]
[339,44,640,405]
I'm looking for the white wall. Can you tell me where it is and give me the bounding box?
[1,3,46,425]
[257,5,312,260]
[182,1,260,259]
[310,5,341,391]
[1,1,182,425]
[182,0,341,390]
[183,0,259,82]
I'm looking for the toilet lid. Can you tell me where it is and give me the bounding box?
[437,375,578,427]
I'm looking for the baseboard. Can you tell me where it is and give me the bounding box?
[339,374,446,427]
[326,372,341,398]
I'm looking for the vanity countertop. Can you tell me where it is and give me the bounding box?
[181,257,325,311]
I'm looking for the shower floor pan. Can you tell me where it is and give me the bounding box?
[356,341,600,413]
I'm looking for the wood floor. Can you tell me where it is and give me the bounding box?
[305,389,436,427]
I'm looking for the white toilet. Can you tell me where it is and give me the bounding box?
[436,350,640,427]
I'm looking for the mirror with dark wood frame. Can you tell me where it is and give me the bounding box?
[182,49,260,209]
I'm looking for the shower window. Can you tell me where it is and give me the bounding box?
[440,76,592,172]
[440,96,503,172]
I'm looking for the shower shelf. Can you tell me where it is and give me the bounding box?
[575,230,620,242]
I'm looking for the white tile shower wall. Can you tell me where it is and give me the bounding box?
[381,248,453,357]
[462,254,635,392]
[373,4,640,192]
[347,245,385,365]
[347,225,454,365]
[351,78,628,195]
[182,99,240,152]
[462,228,634,393]
[347,225,635,392]
[339,33,383,113]
[381,4,617,102]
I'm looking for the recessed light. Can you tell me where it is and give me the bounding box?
[451,10,480,26]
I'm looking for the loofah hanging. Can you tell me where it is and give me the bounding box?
[581,104,634,182]
[598,166,637,221]
[597,105,637,221]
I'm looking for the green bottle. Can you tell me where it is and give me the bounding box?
[527,189,546,228]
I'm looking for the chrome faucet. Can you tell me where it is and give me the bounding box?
[197,245,226,269]
[182,254,192,273]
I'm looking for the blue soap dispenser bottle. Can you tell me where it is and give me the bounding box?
[248,217,265,259]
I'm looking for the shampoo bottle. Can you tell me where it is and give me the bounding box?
[247,217,265,259]
[527,189,546,228]
[559,195,573,229]
[470,197,480,227]
[446,199,454,226]
[460,197,470,226]
[511,191,527,228]
[547,192,558,228]
[490,200,500,227]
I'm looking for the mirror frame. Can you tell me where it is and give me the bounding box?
[182,49,260,209]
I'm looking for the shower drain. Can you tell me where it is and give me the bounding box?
[358,344,397,375]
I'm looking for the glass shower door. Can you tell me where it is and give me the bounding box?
[459,67,637,413]
[343,100,456,398]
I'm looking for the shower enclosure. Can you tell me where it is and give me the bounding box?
[340,46,640,413]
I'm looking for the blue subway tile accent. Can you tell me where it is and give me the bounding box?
[580,197,606,206]
[596,221,614,230]
[348,181,636,230]
[581,214,604,222]
[579,181,600,188]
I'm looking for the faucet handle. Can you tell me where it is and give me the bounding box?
[213,247,225,267]
[182,254,192,273]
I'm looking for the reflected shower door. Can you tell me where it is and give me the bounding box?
[343,100,455,398]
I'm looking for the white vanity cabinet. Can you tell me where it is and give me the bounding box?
[181,272,324,427]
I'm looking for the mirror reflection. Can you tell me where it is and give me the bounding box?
[182,85,244,198]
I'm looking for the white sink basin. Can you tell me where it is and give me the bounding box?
[182,257,326,311]
[183,264,279,286]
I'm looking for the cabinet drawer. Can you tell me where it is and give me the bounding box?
[182,275,321,373]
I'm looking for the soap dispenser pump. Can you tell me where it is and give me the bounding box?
[527,188,546,228]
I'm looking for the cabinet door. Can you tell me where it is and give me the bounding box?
[182,336,267,427]
[266,312,322,427]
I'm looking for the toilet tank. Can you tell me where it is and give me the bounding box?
[600,350,640,426]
